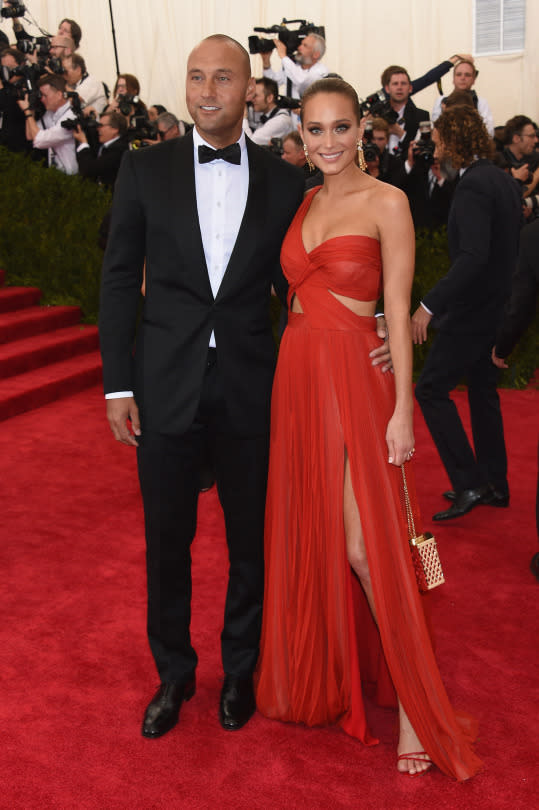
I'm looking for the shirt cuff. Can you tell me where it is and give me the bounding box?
[105,391,134,399]
[77,142,90,152]
[420,301,434,316]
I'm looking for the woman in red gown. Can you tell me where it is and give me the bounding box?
[255,78,481,780]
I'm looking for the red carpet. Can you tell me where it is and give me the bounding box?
[0,386,537,809]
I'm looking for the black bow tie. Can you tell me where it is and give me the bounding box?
[198,143,241,165]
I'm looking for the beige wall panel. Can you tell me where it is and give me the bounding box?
[0,1,535,126]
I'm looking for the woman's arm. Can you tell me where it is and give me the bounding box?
[376,187,416,466]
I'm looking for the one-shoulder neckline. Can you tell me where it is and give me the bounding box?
[300,186,380,257]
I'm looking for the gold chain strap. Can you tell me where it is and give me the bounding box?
[401,464,416,540]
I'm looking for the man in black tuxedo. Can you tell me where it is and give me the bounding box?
[99,35,305,738]
[411,107,522,521]
[74,111,128,189]
[492,219,539,579]
[382,66,430,161]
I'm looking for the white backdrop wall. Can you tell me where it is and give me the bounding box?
[1,1,536,127]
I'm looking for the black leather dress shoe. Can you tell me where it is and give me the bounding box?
[142,679,196,738]
[443,484,509,507]
[219,675,255,731]
[433,487,488,521]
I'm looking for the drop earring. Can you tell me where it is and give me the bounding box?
[357,141,367,172]
[303,143,315,171]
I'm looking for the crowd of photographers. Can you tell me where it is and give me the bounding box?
[1,6,538,226]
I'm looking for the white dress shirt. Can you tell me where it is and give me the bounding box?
[75,74,107,114]
[244,107,295,146]
[34,101,78,174]
[264,57,328,99]
[106,127,249,400]
[431,94,494,137]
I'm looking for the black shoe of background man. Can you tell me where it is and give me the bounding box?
[530,552,539,583]
[442,483,509,508]
[433,487,490,521]
[142,679,196,738]
[219,675,256,731]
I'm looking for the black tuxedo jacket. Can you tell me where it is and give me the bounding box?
[398,98,430,160]
[423,159,522,334]
[99,131,304,436]
[496,218,539,358]
[76,136,129,188]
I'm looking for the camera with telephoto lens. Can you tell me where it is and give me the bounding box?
[249,18,325,59]
[0,62,45,117]
[359,90,399,126]
[1,1,26,18]
[61,91,99,149]
[116,93,140,117]
[267,137,284,157]
[412,121,435,168]
[16,35,51,57]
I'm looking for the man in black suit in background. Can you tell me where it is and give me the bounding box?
[74,111,128,189]
[382,66,430,161]
[99,35,305,739]
[412,106,522,521]
[492,220,539,579]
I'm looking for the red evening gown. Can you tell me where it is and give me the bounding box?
[255,188,482,781]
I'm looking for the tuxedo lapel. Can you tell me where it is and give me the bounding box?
[169,131,213,298]
[215,140,267,302]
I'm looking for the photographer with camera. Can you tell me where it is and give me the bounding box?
[503,115,539,213]
[403,120,457,230]
[62,53,107,115]
[73,110,128,189]
[362,118,406,189]
[243,77,294,146]
[17,73,77,173]
[261,32,328,100]
[0,45,31,151]
[379,66,430,161]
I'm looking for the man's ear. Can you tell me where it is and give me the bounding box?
[245,77,256,104]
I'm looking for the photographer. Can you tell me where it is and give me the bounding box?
[244,77,294,146]
[262,33,328,99]
[503,115,539,206]
[381,65,429,160]
[18,73,77,173]
[74,110,128,189]
[363,118,406,189]
[404,121,456,230]
[0,45,31,152]
[431,60,493,136]
[62,53,107,115]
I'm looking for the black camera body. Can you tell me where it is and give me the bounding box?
[359,90,399,126]
[249,18,325,59]
[1,62,45,117]
[1,1,26,19]
[413,131,435,168]
[276,94,301,110]
[16,36,51,57]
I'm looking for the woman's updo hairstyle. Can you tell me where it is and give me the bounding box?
[300,78,362,125]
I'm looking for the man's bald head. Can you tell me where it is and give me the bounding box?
[195,34,252,80]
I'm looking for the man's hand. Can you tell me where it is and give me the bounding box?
[450,53,474,65]
[106,396,141,446]
[511,164,529,183]
[73,124,87,144]
[389,122,405,140]
[17,95,30,112]
[491,346,508,369]
[411,306,432,344]
[370,316,393,373]
[275,39,287,60]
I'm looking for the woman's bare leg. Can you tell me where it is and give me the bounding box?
[343,454,431,774]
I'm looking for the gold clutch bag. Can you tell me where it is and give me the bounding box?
[401,466,445,593]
